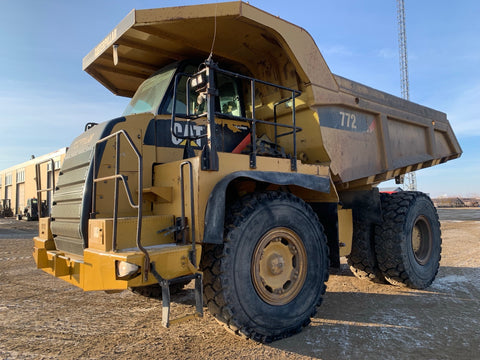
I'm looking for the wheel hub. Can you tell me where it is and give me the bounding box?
[411,215,433,265]
[266,253,285,275]
[252,227,307,305]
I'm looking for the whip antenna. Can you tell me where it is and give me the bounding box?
[208,2,218,60]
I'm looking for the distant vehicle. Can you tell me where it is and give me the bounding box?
[21,198,47,221]
[0,199,13,218]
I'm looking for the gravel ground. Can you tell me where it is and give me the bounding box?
[0,217,479,359]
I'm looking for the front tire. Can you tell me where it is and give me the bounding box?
[201,191,329,343]
[375,192,441,289]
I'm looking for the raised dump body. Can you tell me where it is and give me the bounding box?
[319,74,460,189]
[34,1,461,343]
[82,1,461,190]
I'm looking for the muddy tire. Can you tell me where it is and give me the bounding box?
[375,192,441,289]
[201,191,329,343]
[347,221,386,283]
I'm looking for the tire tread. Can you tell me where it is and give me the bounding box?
[200,191,329,343]
[374,191,441,289]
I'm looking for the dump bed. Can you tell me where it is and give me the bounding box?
[316,75,461,189]
[83,1,461,189]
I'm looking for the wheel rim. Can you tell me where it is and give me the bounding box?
[411,215,433,265]
[251,227,307,305]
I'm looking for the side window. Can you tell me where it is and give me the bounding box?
[164,65,198,115]
[217,73,241,117]
[163,65,243,118]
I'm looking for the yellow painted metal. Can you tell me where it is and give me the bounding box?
[34,249,83,287]
[151,153,332,244]
[142,186,173,203]
[252,227,307,306]
[88,215,174,251]
[33,236,55,251]
[83,2,337,99]
[83,244,202,290]
[33,232,202,291]
[93,113,153,220]
[33,238,52,269]
[38,217,53,240]
[338,208,353,257]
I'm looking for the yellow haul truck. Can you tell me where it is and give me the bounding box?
[33,2,461,342]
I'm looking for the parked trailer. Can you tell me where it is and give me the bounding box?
[33,2,461,342]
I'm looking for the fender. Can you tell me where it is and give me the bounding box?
[338,188,382,224]
[203,171,331,244]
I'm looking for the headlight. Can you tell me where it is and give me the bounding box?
[191,73,205,88]
[116,261,140,280]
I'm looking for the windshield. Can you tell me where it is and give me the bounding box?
[122,65,177,116]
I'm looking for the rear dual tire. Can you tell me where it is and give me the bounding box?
[347,221,386,284]
[374,192,441,289]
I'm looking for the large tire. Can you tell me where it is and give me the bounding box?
[201,191,329,343]
[375,192,441,289]
[347,221,386,283]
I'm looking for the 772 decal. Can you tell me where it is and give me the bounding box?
[339,111,357,130]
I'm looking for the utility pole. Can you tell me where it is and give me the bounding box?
[396,0,417,191]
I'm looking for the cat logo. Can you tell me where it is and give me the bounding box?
[171,122,206,148]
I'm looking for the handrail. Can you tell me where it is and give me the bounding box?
[170,61,302,171]
[91,130,150,281]
[170,72,208,142]
[180,161,197,267]
[213,64,301,171]
[35,158,56,218]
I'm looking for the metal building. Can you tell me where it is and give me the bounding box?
[0,148,67,217]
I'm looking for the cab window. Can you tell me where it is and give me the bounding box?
[217,73,242,117]
[164,64,199,115]
[163,65,243,117]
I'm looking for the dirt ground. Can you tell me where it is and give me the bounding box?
[0,217,479,359]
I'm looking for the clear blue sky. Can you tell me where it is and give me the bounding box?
[0,0,478,197]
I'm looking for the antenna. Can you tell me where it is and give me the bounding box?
[397,0,417,191]
[208,3,218,60]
